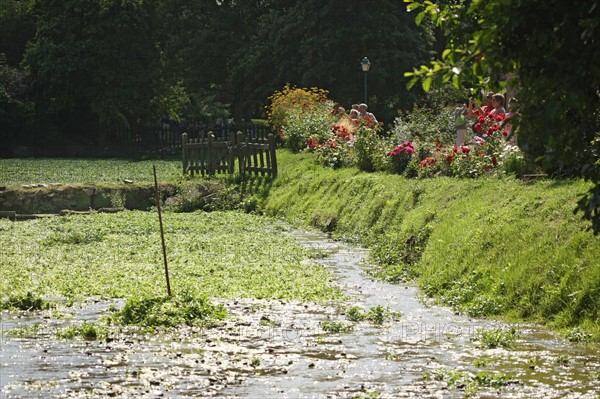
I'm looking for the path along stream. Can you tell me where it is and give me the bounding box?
[1,228,599,398]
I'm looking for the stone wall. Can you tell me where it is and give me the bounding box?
[0,184,178,214]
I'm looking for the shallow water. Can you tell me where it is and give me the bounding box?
[1,228,598,398]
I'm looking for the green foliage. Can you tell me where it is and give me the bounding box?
[391,105,455,145]
[253,0,435,122]
[321,319,354,334]
[424,367,511,396]
[344,305,401,325]
[345,306,366,322]
[280,97,337,152]
[0,210,345,304]
[259,153,600,340]
[564,327,592,343]
[266,85,330,133]
[108,293,226,328]
[352,126,390,172]
[0,53,37,149]
[57,322,108,340]
[24,0,179,143]
[404,0,600,233]
[474,328,518,349]
[1,291,54,311]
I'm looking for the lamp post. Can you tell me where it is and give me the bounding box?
[361,57,370,104]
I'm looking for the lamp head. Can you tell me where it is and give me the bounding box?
[361,57,371,72]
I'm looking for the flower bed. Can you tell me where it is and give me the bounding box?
[267,85,538,179]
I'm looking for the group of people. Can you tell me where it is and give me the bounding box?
[455,91,516,146]
[336,103,378,128]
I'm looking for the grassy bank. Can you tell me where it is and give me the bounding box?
[257,150,600,340]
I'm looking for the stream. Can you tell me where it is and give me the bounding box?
[1,228,599,398]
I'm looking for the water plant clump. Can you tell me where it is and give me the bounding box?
[57,322,109,340]
[344,305,402,325]
[1,292,55,311]
[1,210,344,305]
[321,319,354,334]
[424,368,512,397]
[473,327,518,349]
[108,292,227,328]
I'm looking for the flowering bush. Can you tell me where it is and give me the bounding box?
[391,105,455,144]
[270,85,526,181]
[266,85,329,131]
[353,125,389,172]
[313,124,355,169]
[387,141,414,174]
[279,97,337,152]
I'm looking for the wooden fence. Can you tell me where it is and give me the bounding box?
[182,131,277,178]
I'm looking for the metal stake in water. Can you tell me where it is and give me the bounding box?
[153,165,172,296]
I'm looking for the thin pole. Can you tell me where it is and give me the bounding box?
[363,72,368,104]
[153,165,172,296]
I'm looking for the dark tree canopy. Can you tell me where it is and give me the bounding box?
[1,0,435,147]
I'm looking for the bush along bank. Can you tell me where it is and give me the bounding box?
[254,150,600,341]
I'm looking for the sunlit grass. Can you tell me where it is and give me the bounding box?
[0,158,183,186]
[259,150,600,340]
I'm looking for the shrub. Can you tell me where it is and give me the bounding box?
[313,124,356,169]
[266,84,330,132]
[353,125,389,172]
[279,97,336,152]
[391,105,455,145]
[386,141,415,175]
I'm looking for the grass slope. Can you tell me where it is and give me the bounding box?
[259,150,600,340]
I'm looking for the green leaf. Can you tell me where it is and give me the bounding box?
[415,11,425,25]
[406,76,419,90]
[422,76,432,92]
[452,74,460,89]
[406,2,422,12]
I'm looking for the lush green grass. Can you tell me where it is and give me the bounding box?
[0,210,344,306]
[256,150,600,340]
[0,158,183,186]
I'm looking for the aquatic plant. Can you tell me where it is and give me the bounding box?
[473,328,518,349]
[107,293,226,328]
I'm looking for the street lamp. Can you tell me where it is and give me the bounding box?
[361,57,370,104]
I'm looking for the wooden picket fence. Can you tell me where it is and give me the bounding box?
[181,131,277,178]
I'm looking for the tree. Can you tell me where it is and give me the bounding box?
[23,0,180,145]
[0,0,37,66]
[404,0,600,233]
[251,0,435,122]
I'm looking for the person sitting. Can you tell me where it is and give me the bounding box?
[348,109,360,127]
[467,92,494,117]
[489,93,506,116]
[358,103,378,127]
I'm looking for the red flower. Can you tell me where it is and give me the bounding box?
[462,146,470,154]
[419,157,436,168]
[446,154,454,163]
[474,123,483,133]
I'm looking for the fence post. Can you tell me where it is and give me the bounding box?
[268,133,277,178]
[208,132,215,176]
[182,132,188,175]
[236,131,245,175]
